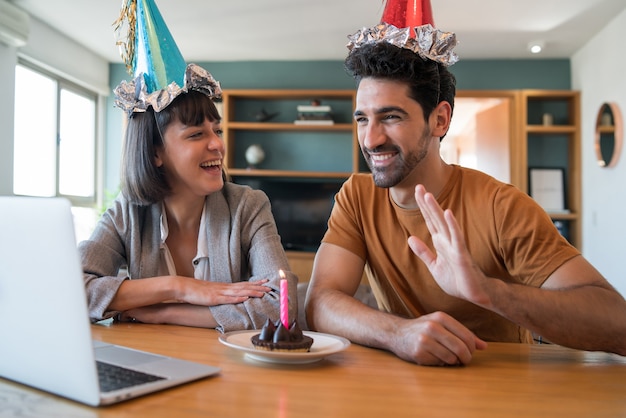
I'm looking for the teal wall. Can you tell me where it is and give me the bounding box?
[105,59,571,191]
[452,59,570,90]
[109,58,571,91]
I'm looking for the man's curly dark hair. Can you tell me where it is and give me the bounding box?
[344,42,456,128]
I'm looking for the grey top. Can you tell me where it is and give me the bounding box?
[78,182,297,333]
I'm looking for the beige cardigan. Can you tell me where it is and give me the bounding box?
[78,182,297,333]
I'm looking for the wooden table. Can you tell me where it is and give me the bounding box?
[2,323,626,418]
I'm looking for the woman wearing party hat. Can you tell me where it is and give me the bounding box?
[79,0,296,332]
[306,0,626,365]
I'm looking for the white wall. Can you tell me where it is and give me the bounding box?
[572,8,626,297]
[19,16,110,94]
[0,14,109,196]
[0,42,18,195]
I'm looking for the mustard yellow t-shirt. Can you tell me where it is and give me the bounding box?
[323,165,580,343]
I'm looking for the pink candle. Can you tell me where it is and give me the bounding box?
[279,270,289,328]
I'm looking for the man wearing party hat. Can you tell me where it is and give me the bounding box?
[79,0,297,332]
[306,0,626,365]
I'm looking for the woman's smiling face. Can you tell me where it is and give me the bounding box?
[155,116,225,198]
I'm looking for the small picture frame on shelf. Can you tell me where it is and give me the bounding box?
[528,167,568,213]
[214,100,224,118]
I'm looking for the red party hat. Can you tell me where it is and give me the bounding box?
[381,0,435,30]
[346,0,458,66]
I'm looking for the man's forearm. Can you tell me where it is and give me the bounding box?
[482,279,626,355]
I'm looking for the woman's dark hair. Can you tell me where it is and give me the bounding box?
[120,90,222,205]
[344,42,456,128]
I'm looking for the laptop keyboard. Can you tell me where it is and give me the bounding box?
[97,361,166,393]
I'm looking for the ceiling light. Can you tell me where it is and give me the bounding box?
[528,41,545,54]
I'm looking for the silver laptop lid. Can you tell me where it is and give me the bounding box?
[0,196,101,405]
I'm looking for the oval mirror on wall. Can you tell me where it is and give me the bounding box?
[595,102,623,168]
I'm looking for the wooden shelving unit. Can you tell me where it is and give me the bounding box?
[518,90,581,248]
[221,89,359,281]
[222,89,358,178]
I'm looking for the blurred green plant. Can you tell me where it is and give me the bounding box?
[98,186,120,216]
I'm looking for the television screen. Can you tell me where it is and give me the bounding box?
[233,177,344,252]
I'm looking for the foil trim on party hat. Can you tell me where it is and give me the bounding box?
[347,22,458,66]
[347,0,458,66]
[114,63,222,115]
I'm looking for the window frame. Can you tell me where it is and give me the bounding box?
[14,59,100,208]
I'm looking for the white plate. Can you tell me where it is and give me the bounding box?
[218,330,350,364]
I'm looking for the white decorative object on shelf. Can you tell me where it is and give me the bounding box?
[542,113,553,126]
[245,144,265,169]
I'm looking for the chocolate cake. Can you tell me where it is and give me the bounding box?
[251,319,314,352]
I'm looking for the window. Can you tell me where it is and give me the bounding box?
[13,62,97,206]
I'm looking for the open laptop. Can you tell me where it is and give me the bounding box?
[0,196,220,406]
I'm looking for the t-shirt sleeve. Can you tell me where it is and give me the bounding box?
[322,175,368,261]
[494,185,580,288]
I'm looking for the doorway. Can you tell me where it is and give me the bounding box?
[441,90,519,186]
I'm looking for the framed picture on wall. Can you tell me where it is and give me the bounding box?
[528,167,568,213]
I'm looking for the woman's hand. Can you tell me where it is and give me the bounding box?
[176,277,272,306]
[115,279,272,327]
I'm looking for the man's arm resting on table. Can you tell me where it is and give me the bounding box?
[305,243,486,366]
[480,255,626,355]
[410,184,626,356]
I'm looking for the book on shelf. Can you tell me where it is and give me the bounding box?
[296,103,334,124]
[293,119,335,125]
[296,105,332,113]
[296,112,333,120]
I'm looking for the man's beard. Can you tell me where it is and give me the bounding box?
[362,126,431,188]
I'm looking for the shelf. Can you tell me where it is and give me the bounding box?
[597,125,615,134]
[228,169,351,179]
[525,125,577,134]
[227,122,354,131]
[223,89,357,99]
[548,212,577,221]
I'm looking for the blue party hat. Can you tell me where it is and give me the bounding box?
[133,0,186,93]
[113,0,221,114]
